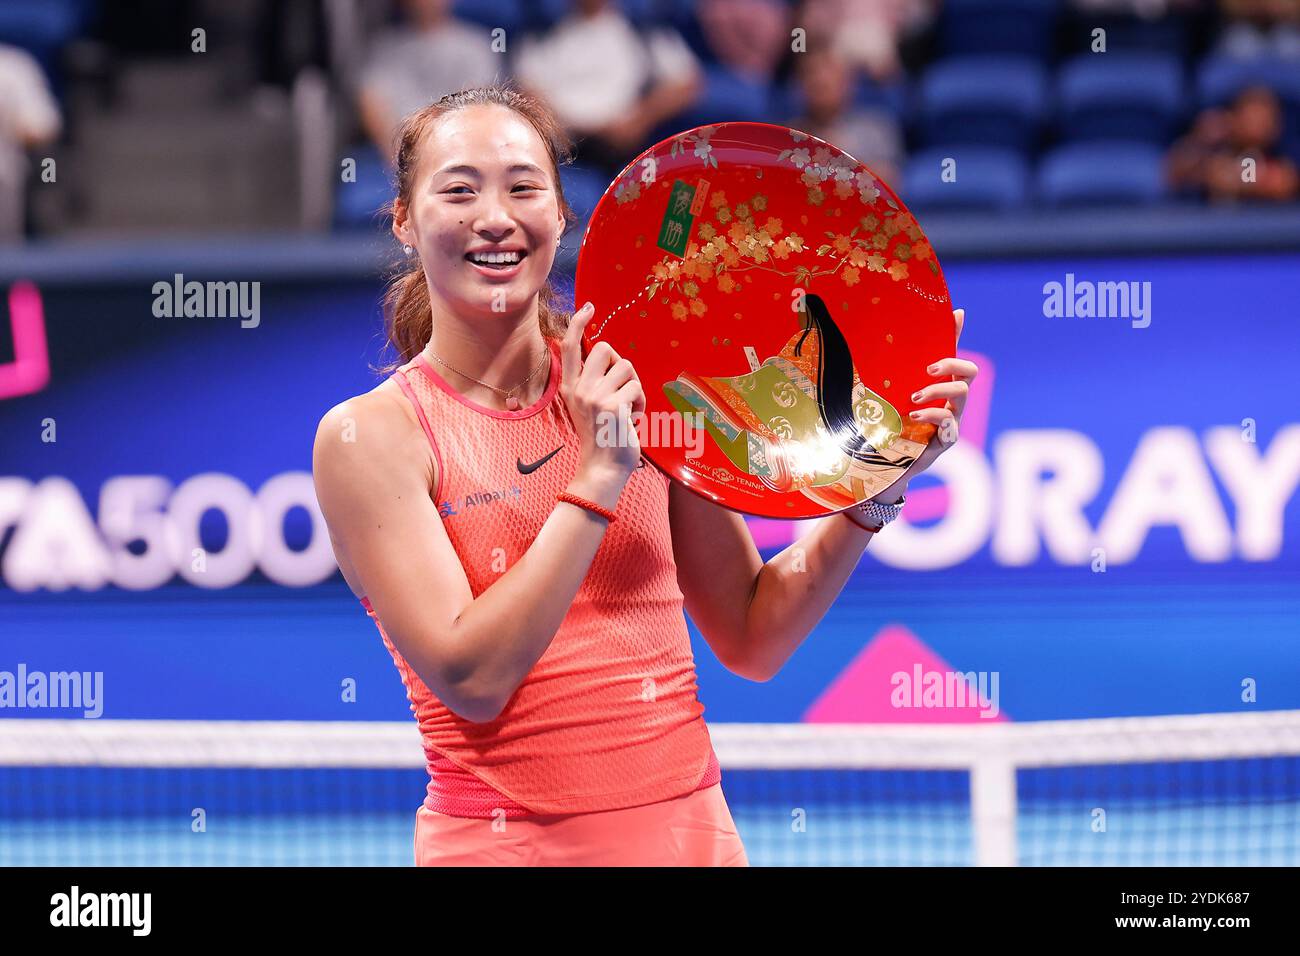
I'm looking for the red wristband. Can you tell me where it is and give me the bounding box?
[557,491,617,523]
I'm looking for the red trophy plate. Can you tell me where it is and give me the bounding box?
[574,121,953,519]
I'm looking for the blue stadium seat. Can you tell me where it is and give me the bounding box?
[678,64,772,127]
[1069,12,1191,56]
[936,0,1063,62]
[0,0,86,49]
[917,57,1049,154]
[770,81,799,122]
[0,0,90,94]
[333,145,393,231]
[533,0,659,29]
[534,0,572,28]
[559,163,613,221]
[775,76,908,123]
[1036,142,1166,206]
[655,0,703,34]
[902,147,1030,210]
[1057,53,1186,145]
[452,0,525,35]
[1197,54,1300,107]
[855,77,909,116]
[620,0,661,27]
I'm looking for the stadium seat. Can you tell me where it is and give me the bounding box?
[656,0,706,50]
[619,0,660,27]
[774,76,908,123]
[1036,141,1166,206]
[1197,54,1300,107]
[936,0,1063,62]
[452,0,524,35]
[769,81,799,123]
[855,77,909,117]
[916,57,1049,154]
[559,163,613,222]
[1065,11,1191,57]
[333,145,393,231]
[534,0,572,28]
[1057,53,1186,145]
[902,147,1030,210]
[0,0,86,50]
[678,64,773,128]
[0,0,90,94]
[534,0,659,29]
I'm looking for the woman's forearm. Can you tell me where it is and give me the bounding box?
[735,514,876,681]
[439,466,626,720]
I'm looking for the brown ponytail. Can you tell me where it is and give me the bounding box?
[376,84,578,376]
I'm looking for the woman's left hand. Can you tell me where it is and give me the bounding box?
[872,307,979,502]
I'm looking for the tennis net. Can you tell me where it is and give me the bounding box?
[2,712,1298,866]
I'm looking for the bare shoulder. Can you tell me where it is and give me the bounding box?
[313,376,437,499]
[312,376,444,600]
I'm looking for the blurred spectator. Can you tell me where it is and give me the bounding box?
[1166,86,1299,202]
[0,44,61,241]
[357,0,501,157]
[697,0,790,80]
[1215,0,1300,58]
[797,0,939,83]
[790,52,903,184]
[513,0,702,176]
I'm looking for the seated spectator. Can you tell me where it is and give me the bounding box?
[0,44,61,242]
[790,52,903,186]
[513,0,702,176]
[697,0,790,81]
[797,0,939,84]
[1166,86,1299,202]
[357,0,502,157]
[1215,0,1300,59]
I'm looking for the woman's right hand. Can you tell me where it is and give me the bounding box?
[560,301,645,482]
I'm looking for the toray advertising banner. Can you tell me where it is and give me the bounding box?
[1,252,1297,722]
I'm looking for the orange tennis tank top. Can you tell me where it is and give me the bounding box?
[360,336,720,817]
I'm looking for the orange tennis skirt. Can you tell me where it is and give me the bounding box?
[414,783,749,867]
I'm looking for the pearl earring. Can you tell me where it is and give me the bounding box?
[403,243,414,256]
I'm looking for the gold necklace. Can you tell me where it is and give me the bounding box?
[425,342,549,411]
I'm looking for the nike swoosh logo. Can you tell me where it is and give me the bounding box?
[517,446,563,474]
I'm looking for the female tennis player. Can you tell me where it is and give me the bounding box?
[312,85,978,866]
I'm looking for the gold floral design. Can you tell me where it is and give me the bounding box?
[645,186,934,319]
[607,126,942,323]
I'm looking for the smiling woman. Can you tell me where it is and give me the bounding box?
[379,90,577,371]
[310,84,974,868]
[312,84,750,867]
